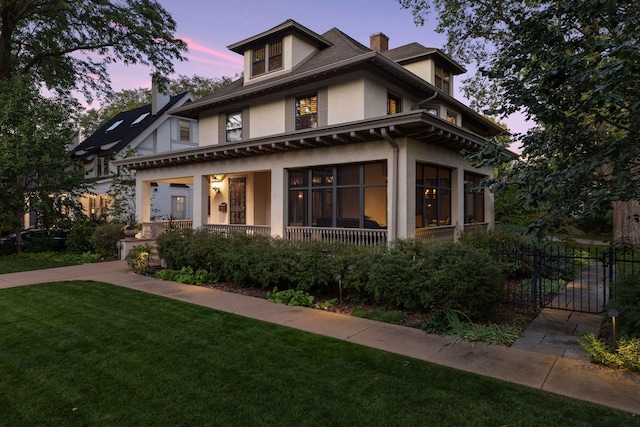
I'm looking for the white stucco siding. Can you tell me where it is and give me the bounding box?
[198,110,220,146]
[327,79,366,124]
[250,99,286,138]
[402,60,435,85]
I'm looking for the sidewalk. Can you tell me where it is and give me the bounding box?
[1,260,639,415]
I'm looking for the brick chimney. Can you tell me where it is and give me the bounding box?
[370,33,389,52]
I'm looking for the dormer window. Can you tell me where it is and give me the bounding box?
[435,64,451,94]
[105,120,123,132]
[252,40,283,77]
[179,119,191,141]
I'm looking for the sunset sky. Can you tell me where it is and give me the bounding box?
[102,0,529,135]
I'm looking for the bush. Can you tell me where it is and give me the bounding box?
[91,223,126,258]
[67,219,101,254]
[580,334,640,372]
[266,287,314,307]
[126,244,153,272]
[608,275,640,339]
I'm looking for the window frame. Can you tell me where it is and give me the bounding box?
[416,163,452,228]
[179,119,191,142]
[435,64,452,94]
[252,40,283,77]
[225,111,243,142]
[295,94,318,130]
[464,172,485,224]
[387,93,401,115]
[288,162,388,229]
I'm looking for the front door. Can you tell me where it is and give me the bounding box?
[229,177,246,224]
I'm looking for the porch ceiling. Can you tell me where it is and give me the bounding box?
[115,110,496,171]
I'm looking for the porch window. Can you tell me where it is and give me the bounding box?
[288,162,387,228]
[171,196,186,220]
[296,94,318,130]
[416,164,451,227]
[226,111,243,142]
[387,94,401,115]
[464,172,485,223]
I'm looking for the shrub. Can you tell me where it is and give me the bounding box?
[266,287,315,307]
[608,275,640,339]
[580,334,640,372]
[91,223,126,258]
[126,244,153,272]
[67,219,101,254]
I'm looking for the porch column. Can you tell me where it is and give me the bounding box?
[270,166,285,238]
[192,174,208,229]
[136,180,151,222]
[452,168,464,241]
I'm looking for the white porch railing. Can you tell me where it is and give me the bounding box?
[142,220,193,238]
[415,226,456,242]
[286,226,387,246]
[202,224,271,236]
[463,223,489,235]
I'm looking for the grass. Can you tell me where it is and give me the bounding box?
[0,258,77,273]
[0,281,638,426]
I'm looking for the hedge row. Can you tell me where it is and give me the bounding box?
[156,229,505,319]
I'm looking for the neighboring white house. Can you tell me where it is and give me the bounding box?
[116,19,506,244]
[72,89,198,221]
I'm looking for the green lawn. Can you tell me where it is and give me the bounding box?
[0,281,637,426]
[0,258,77,274]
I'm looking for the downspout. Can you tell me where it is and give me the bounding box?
[411,91,438,110]
[381,128,398,242]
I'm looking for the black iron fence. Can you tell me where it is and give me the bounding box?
[483,243,640,314]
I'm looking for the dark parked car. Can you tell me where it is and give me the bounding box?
[0,229,69,254]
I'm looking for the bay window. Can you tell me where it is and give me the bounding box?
[416,164,451,227]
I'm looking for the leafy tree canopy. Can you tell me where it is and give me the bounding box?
[0,0,187,102]
[0,77,88,243]
[400,0,640,232]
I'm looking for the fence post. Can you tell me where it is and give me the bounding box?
[532,247,539,311]
[608,246,615,301]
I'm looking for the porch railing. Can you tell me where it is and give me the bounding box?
[415,226,456,242]
[202,224,271,237]
[462,223,489,235]
[141,220,193,238]
[285,226,387,246]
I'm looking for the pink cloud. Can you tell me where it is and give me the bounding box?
[180,36,243,67]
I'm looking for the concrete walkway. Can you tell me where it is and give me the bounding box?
[1,261,639,416]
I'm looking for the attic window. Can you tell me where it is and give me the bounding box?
[105,120,124,132]
[131,112,150,125]
[252,40,283,77]
[435,64,451,94]
[387,94,401,115]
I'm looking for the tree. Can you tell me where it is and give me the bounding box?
[400,0,640,236]
[0,0,187,101]
[0,77,88,249]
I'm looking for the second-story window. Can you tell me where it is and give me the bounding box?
[387,94,401,115]
[252,40,283,77]
[296,94,318,130]
[226,111,243,142]
[435,64,451,94]
[179,119,191,141]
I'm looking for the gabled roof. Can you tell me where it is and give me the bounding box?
[169,20,503,137]
[73,92,192,160]
[384,43,466,75]
[227,19,332,54]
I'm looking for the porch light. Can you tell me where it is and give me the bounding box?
[211,183,221,193]
[608,308,619,346]
[211,174,224,182]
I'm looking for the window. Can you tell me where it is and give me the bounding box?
[296,94,318,130]
[252,40,283,76]
[446,111,457,125]
[464,172,485,224]
[97,156,112,177]
[288,162,387,229]
[435,64,451,94]
[226,111,243,142]
[131,112,149,125]
[425,107,439,117]
[416,164,451,227]
[171,196,186,220]
[387,94,401,115]
[105,120,123,132]
[179,120,190,141]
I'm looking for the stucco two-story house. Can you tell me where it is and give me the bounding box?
[116,19,504,244]
[73,89,198,220]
